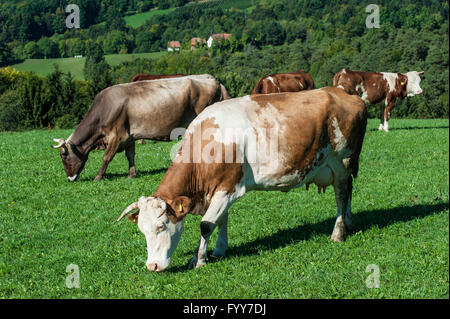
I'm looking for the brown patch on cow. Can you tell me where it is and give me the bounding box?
[154,117,244,223]
[252,70,315,94]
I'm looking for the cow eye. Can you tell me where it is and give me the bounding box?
[156,224,165,232]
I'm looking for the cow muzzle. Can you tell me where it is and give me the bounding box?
[147,262,163,272]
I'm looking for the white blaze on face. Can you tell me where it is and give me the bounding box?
[382,72,398,93]
[136,196,185,271]
[405,71,423,96]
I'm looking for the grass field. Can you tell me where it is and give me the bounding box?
[124,8,177,28]
[10,52,166,80]
[0,119,448,298]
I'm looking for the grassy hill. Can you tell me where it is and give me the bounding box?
[10,52,167,80]
[124,7,177,28]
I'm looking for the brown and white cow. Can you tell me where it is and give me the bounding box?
[118,87,367,271]
[333,69,424,132]
[251,70,315,94]
[52,74,230,182]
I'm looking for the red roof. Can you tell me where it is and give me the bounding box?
[211,33,232,40]
[168,41,181,48]
[190,37,206,45]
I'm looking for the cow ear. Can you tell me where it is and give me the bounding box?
[399,75,408,97]
[128,211,139,223]
[168,196,192,222]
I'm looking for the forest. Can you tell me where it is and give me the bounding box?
[0,0,448,131]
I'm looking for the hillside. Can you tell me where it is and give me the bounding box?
[10,52,166,80]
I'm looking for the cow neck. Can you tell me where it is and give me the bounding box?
[68,115,103,156]
[153,162,194,210]
[153,162,210,216]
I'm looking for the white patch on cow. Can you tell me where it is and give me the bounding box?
[378,123,384,131]
[405,71,423,96]
[332,117,348,154]
[383,121,389,132]
[341,69,346,74]
[67,175,78,182]
[298,81,304,89]
[267,76,275,85]
[337,85,344,90]
[355,82,368,102]
[381,72,398,93]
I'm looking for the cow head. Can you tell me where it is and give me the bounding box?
[404,71,424,97]
[52,138,87,182]
[118,196,192,272]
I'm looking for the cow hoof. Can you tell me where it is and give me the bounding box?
[378,124,384,131]
[211,250,226,259]
[94,175,104,181]
[128,174,136,179]
[330,233,345,242]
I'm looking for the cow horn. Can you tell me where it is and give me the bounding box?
[117,202,139,221]
[417,71,424,74]
[52,138,66,149]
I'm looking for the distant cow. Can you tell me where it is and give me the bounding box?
[52,74,230,182]
[118,87,367,271]
[251,70,314,94]
[130,73,185,82]
[333,69,424,132]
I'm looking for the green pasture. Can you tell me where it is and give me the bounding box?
[0,119,448,298]
[10,52,166,80]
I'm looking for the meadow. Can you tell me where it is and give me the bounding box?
[0,119,448,298]
[10,52,166,80]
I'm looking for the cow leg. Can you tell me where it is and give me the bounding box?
[211,212,228,258]
[378,104,385,131]
[330,158,353,242]
[189,192,232,269]
[125,141,136,178]
[94,139,120,181]
[383,101,394,132]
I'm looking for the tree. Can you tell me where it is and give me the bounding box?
[23,41,41,59]
[83,41,112,94]
[0,40,15,66]
[37,37,59,59]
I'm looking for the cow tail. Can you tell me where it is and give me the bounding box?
[332,72,341,87]
[348,107,368,179]
[252,78,264,94]
[220,84,231,100]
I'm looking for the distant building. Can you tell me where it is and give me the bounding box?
[207,33,232,48]
[74,55,83,58]
[190,37,206,50]
[167,41,181,52]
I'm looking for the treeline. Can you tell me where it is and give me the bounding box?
[0,0,189,42]
[3,0,447,63]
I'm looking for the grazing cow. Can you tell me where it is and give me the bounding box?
[118,87,367,271]
[130,73,185,82]
[251,70,314,94]
[52,74,230,182]
[333,69,424,132]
